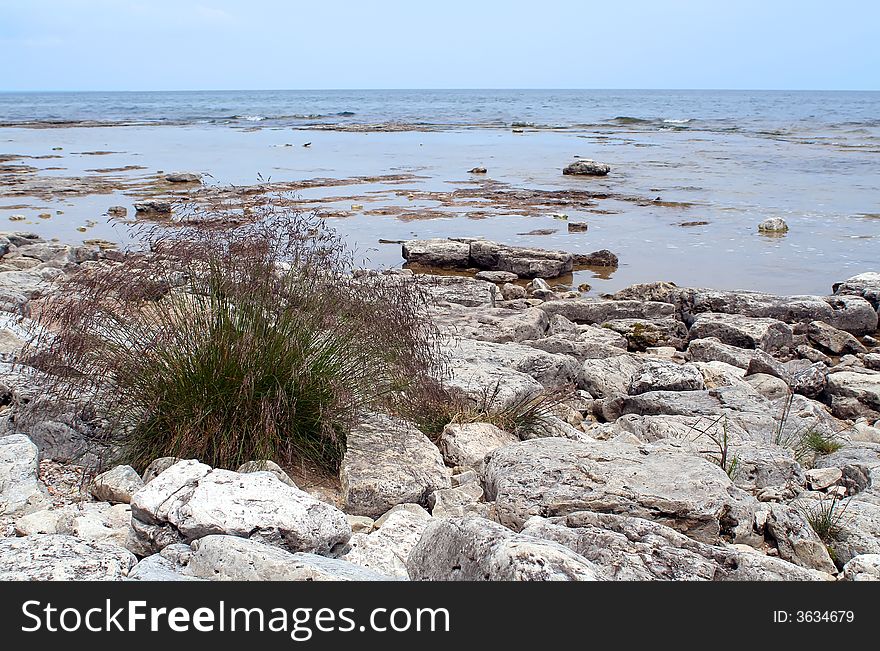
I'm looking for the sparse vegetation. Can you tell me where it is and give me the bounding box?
[392,377,575,441]
[24,194,442,474]
[688,414,740,480]
[773,392,846,465]
[801,493,850,545]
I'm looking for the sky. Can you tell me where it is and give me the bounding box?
[1,0,878,91]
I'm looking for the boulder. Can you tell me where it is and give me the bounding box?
[468,241,573,278]
[406,516,607,581]
[432,304,548,343]
[763,503,838,573]
[680,288,877,336]
[0,534,136,580]
[834,272,880,313]
[688,313,793,351]
[341,506,432,578]
[438,422,518,469]
[128,544,203,581]
[627,360,705,395]
[142,456,182,483]
[0,433,48,516]
[686,338,757,369]
[758,218,789,233]
[429,482,485,518]
[341,414,450,518]
[522,511,828,581]
[417,274,496,307]
[807,321,867,355]
[483,437,755,543]
[402,239,471,268]
[133,201,172,214]
[841,554,880,581]
[563,160,611,176]
[572,249,619,268]
[539,299,675,324]
[130,460,351,555]
[579,354,643,398]
[17,502,132,548]
[90,464,144,504]
[164,172,202,183]
[826,370,880,416]
[602,318,689,351]
[186,535,393,581]
[475,270,518,283]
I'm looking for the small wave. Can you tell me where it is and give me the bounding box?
[238,115,266,122]
[662,118,692,124]
[611,116,653,125]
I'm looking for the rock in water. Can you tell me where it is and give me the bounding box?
[340,414,451,518]
[757,217,789,233]
[164,172,202,183]
[133,201,172,214]
[129,460,351,555]
[563,160,611,176]
[406,516,607,581]
[483,437,755,543]
[0,534,136,580]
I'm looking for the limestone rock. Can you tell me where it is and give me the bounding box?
[0,433,48,516]
[406,516,607,581]
[341,414,450,518]
[689,313,793,351]
[540,299,675,324]
[627,360,705,395]
[341,506,431,578]
[91,464,144,504]
[438,422,518,469]
[130,460,351,555]
[483,437,755,543]
[0,534,136,580]
[563,160,611,176]
[186,535,394,581]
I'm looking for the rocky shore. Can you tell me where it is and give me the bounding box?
[1,232,880,581]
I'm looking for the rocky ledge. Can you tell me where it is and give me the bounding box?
[2,232,880,581]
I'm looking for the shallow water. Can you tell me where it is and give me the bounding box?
[1,90,878,295]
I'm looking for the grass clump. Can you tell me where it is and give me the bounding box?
[801,494,849,545]
[25,195,440,474]
[392,378,574,441]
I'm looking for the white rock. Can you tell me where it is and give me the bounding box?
[0,534,136,580]
[340,414,450,518]
[483,437,756,543]
[407,516,607,581]
[342,507,432,578]
[438,422,518,469]
[130,460,351,555]
[0,433,48,516]
[805,467,843,491]
[91,464,144,503]
[186,535,394,581]
[841,554,880,581]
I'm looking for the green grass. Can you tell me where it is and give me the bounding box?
[27,201,440,474]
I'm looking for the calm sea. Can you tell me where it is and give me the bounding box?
[1,89,878,295]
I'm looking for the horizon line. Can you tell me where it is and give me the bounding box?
[2,87,879,94]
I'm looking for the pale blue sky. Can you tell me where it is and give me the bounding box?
[1,0,877,91]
